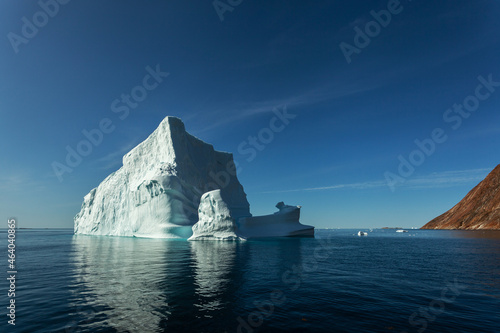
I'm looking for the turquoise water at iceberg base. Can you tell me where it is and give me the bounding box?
[1,229,499,333]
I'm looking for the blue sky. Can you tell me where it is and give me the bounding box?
[1,0,500,228]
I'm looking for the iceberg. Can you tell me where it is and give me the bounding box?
[188,189,242,240]
[74,117,250,238]
[188,193,314,240]
[74,116,314,239]
[236,202,314,239]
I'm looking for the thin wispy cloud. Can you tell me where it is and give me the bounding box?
[193,46,463,136]
[92,142,138,170]
[0,173,47,193]
[405,168,492,189]
[262,180,387,194]
[193,80,382,134]
[261,168,493,194]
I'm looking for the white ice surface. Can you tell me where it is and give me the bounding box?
[190,198,314,240]
[236,203,314,238]
[74,116,250,238]
[74,116,314,239]
[188,190,243,240]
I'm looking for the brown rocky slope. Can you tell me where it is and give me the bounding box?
[422,165,500,230]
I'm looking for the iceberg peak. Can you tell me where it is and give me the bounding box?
[74,115,314,239]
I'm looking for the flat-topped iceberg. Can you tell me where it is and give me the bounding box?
[74,116,314,239]
[236,202,314,239]
[188,193,314,240]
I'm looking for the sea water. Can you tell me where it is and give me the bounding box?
[0,229,499,332]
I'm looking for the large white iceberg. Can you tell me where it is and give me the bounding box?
[74,116,314,239]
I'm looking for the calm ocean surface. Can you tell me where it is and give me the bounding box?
[1,229,499,333]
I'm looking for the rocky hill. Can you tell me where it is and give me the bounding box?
[422,165,500,230]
